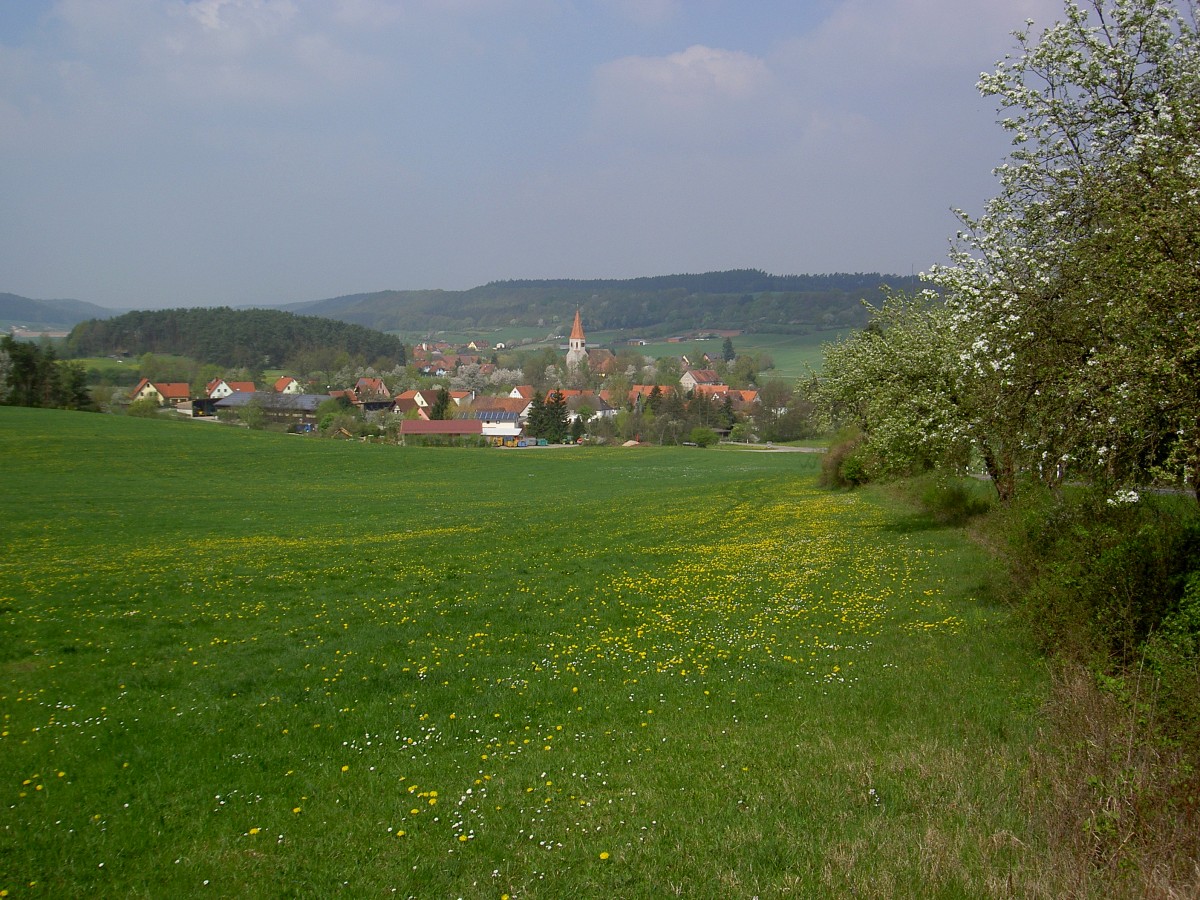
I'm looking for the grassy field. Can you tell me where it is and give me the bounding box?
[611,332,847,381]
[0,409,1046,898]
[394,327,559,349]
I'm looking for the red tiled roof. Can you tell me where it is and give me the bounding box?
[392,398,429,418]
[413,390,441,406]
[588,349,617,373]
[156,382,191,400]
[355,377,389,396]
[629,384,674,398]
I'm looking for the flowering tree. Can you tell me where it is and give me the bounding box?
[809,291,976,482]
[925,0,1200,498]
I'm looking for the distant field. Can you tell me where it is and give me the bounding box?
[614,331,848,381]
[0,408,1045,897]
[70,356,138,375]
[393,326,561,348]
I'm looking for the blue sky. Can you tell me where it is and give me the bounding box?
[0,0,1064,309]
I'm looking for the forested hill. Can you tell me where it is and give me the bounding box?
[0,293,115,329]
[65,308,405,368]
[283,270,921,334]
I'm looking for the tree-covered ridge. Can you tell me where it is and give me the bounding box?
[0,293,115,329]
[65,307,406,369]
[284,270,920,334]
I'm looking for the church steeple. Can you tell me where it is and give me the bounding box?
[566,309,587,370]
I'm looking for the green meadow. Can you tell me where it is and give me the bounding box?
[612,332,845,381]
[1,408,1046,898]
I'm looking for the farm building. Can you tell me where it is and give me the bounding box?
[212,392,327,428]
[398,419,485,446]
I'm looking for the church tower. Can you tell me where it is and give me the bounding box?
[565,309,587,370]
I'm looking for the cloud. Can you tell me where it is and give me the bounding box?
[185,0,299,34]
[592,44,774,146]
[572,0,1075,282]
[35,0,390,110]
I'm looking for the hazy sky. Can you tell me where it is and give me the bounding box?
[1,0,1065,309]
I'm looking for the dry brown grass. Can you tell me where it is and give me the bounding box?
[1016,664,1200,899]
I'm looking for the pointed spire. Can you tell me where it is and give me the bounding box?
[566,309,587,370]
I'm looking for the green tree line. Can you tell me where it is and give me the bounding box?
[1,335,96,411]
[65,307,406,370]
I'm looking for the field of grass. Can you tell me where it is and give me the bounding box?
[0,408,1047,897]
[394,327,561,349]
[585,331,845,382]
[64,356,133,374]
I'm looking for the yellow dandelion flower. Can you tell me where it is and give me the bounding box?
[600,851,610,860]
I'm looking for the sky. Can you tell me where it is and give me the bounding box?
[0,0,1066,309]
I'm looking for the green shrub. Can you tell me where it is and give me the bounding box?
[839,451,868,486]
[994,487,1200,667]
[1142,573,1200,748]
[820,428,867,488]
[126,397,162,418]
[917,477,992,526]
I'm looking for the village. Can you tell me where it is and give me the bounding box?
[125,311,771,445]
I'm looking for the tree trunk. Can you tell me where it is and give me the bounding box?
[981,444,1016,504]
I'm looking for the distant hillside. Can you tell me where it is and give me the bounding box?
[0,293,116,330]
[283,270,921,335]
[65,307,406,369]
